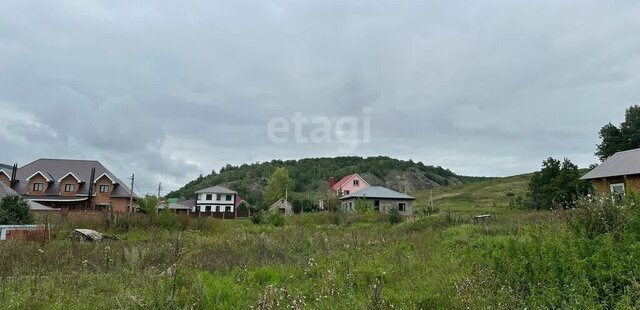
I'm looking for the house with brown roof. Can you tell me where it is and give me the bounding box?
[581,148,640,195]
[0,159,137,212]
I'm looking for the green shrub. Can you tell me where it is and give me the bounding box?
[572,196,628,240]
[250,211,264,224]
[388,208,403,225]
[159,208,178,230]
[0,195,33,225]
[267,211,285,227]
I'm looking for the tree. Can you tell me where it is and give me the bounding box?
[0,195,34,225]
[138,195,158,214]
[263,167,294,205]
[596,105,640,160]
[526,157,591,210]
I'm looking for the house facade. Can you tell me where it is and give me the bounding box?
[339,186,414,218]
[581,148,640,195]
[0,159,137,212]
[194,185,238,218]
[329,173,370,197]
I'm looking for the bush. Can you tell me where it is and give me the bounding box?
[267,211,285,227]
[388,208,403,225]
[251,211,264,224]
[159,208,178,230]
[0,195,33,225]
[572,195,629,241]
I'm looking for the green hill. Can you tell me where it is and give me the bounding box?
[167,156,491,205]
[412,173,532,215]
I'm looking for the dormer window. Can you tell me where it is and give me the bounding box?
[33,183,44,191]
[99,184,110,193]
[64,184,75,192]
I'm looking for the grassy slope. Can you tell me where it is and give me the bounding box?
[412,173,531,214]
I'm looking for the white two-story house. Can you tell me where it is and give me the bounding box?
[194,185,237,216]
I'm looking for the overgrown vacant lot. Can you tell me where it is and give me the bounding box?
[2,176,640,309]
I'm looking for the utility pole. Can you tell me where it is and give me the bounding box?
[157,182,162,198]
[129,174,135,213]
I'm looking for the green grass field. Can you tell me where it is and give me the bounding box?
[2,175,640,309]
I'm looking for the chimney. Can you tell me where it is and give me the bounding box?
[328,177,335,189]
[10,163,18,188]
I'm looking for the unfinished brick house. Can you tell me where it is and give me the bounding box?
[0,159,137,212]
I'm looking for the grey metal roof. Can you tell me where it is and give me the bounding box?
[27,200,55,211]
[339,186,415,200]
[0,182,18,198]
[11,158,136,198]
[158,199,195,210]
[195,185,237,194]
[581,148,640,180]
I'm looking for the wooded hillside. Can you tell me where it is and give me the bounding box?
[167,156,490,204]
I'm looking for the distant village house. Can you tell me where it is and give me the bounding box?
[0,159,137,212]
[339,186,414,218]
[329,173,370,197]
[193,185,250,218]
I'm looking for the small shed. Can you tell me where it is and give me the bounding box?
[269,198,293,216]
[581,148,640,195]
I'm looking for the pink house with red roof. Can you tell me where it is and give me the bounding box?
[329,173,370,197]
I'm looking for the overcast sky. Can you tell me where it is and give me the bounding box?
[1,1,640,194]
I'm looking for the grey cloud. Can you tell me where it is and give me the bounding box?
[2,1,640,192]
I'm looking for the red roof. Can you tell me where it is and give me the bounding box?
[332,173,366,190]
[235,195,247,207]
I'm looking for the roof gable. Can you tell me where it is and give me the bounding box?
[26,171,53,182]
[58,172,82,183]
[582,148,640,180]
[332,173,369,190]
[0,169,10,179]
[95,173,117,184]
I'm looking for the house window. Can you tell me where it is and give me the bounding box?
[398,203,406,212]
[206,194,213,200]
[216,194,221,201]
[33,183,44,191]
[344,190,350,195]
[353,179,359,186]
[225,206,232,212]
[226,194,232,201]
[349,201,353,210]
[374,200,380,211]
[195,205,201,212]
[99,184,109,193]
[610,183,625,195]
[95,204,109,211]
[65,184,74,192]
[205,205,211,212]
